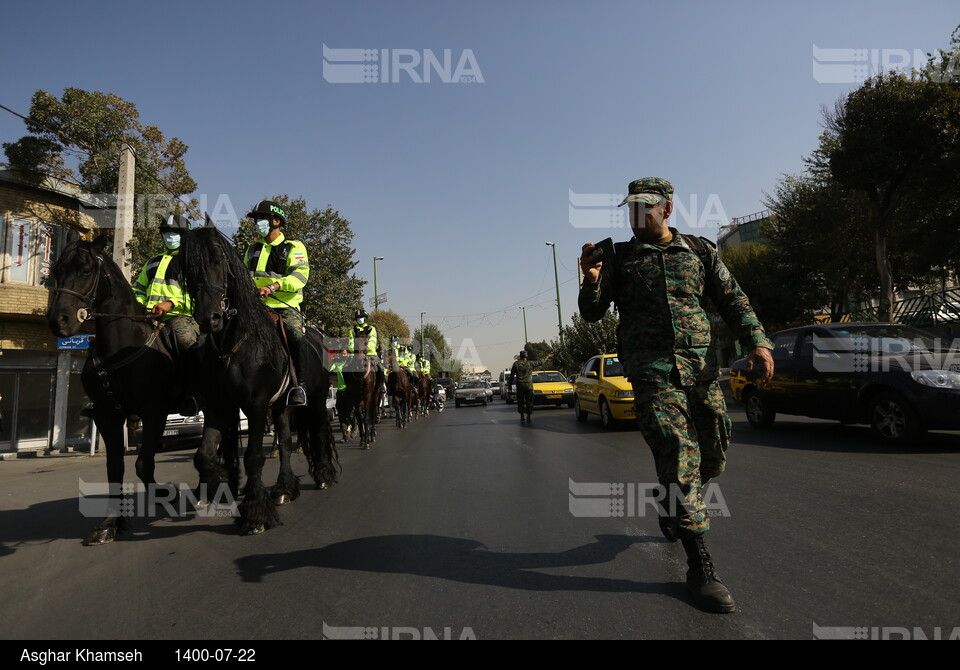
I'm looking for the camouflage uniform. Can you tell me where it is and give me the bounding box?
[509,357,547,417]
[579,178,772,539]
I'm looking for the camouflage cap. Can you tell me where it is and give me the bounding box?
[617,177,674,207]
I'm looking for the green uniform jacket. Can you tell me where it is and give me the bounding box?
[509,359,546,387]
[578,229,772,386]
[243,232,309,310]
[329,359,347,391]
[132,251,193,320]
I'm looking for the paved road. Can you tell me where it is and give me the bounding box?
[1,397,959,640]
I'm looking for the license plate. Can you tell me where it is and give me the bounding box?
[163,429,178,437]
[547,394,561,399]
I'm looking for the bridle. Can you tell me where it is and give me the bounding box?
[50,246,105,322]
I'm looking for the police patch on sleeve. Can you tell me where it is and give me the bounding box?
[718,263,731,282]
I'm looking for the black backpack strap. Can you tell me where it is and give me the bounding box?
[681,234,717,272]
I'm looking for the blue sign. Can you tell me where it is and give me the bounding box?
[58,335,92,350]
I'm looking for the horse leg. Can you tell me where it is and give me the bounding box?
[309,400,339,488]
[236,410,281,535]
[271,406,300,506]
[136,412,181,519]
[193,409,232,510]
[85,410,128,545]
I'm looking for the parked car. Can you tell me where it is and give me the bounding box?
[730,322,960,445]
[531,371,576,408]
[455,380,489,408]
[574,354,636,428]
[499,369,516,403]
[489,380,501,397]
[134,410,252,451]
[435,377,456,401]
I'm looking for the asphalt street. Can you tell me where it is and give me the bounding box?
[1,396,959,640]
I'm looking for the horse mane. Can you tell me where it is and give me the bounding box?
[180,226,278,351]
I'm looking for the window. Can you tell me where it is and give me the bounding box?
[582,358,600,376]
[1,216,65,286]
[603,357,625,378]
[771,333,798,361]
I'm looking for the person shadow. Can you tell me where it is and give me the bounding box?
[235,533,686,601]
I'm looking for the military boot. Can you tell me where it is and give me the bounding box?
[681,535,735,613]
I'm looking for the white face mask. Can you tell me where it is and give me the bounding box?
[255,219,272,237]
[357,318,366,325]
[162,232,181,250]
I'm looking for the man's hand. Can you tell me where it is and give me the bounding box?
[151,301,173,316]
[580,243,602,284]
[258,286,272,298]
[746,347,774,386]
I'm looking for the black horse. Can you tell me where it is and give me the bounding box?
[47,235,185,545]
[180,226,337,534]
[386,353,413,429]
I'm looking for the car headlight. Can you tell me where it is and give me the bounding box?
[615,390,634,398]
[911,370,960,389]
[533,389,543,395]
[563,388,574,393]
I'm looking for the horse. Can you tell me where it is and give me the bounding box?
[386,354,413,429]
[417,371,431,417]
[180,225,337,535]
[342,355,384,449]
[47,234,191,545]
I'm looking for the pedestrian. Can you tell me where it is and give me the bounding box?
[508,350,553,423]
[243,200,310,407]
[578,177,774,614]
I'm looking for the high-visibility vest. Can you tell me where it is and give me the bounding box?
[419,359,431,375]
[132,252,193,320]
[349,324,378,356]
[243,232,309,310]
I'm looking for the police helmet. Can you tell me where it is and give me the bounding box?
[247,200,287,226]
[355,309,368,320]
[160,214,192,233]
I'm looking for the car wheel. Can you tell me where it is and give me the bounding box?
[574,397,587,422]
[599,397,615,429]
[743,388,775,428]
[869,392,924,445]
[455,400,461,408]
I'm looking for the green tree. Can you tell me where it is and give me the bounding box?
[233,195,365,332]
[822,71,960,320]
[369,309,410,352]
[522,341,554,365]
[550,311,619,376]
[412,322,452,369]
[3,88,197,269]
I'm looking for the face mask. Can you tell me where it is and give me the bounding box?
[357,318,365,325]
[162,232,181,250]
[255,220,271,237]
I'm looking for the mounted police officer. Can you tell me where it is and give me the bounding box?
[243,200,309,407]
[132,213,202,414]
[348,309,379,360]
[579,176,775,614]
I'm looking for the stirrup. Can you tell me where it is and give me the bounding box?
[286,386,307,407]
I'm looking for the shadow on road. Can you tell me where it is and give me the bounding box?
[235,533,685,600]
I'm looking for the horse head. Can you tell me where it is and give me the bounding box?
[46,234,110,337]
[181,226,234,334]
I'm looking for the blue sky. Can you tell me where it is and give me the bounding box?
[2,1,956,371]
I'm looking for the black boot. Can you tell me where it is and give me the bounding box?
[287,340,308,408]
[681,535,735,613]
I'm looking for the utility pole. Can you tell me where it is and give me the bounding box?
[546,242,563,346]
[373,256,384,311]
[520,306,529,347]
[113,142,135,281]
[420,312,426,355]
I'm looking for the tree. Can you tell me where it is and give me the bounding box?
[550,311,619,375]
[822,71,960,320]
[233,195,365,332]
[412,322,453,369]
[369,309,410,352]
[522,341,554,366]
[3,88,197,269]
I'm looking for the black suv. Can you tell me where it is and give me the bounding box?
[730,322,960,444]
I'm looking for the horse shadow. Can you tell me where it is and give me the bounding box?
[235,533,685,600]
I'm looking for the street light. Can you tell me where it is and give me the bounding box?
[545,242,563,346]
[373,256,384,311]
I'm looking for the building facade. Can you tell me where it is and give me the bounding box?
[0,167,98,453]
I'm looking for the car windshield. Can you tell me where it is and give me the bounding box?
[603,357,625,377]
[532,372,567,383]
[458,381,484,389]
[826,325,949,354]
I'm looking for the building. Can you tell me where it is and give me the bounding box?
[717,209,771,253]
[0,166,99,454]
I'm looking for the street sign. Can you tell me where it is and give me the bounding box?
[369,292,388,308]
[57,335,93,350]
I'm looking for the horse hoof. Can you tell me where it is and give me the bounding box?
[244,524,266,536]
[319,482,331,490]
[85,528,116,546]
[274,494,292,506]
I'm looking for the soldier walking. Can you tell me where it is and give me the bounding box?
[508,350,553,423]
[579,177,774,613]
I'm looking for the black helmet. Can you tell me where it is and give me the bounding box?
[355,309,368,320]
[160,214,192,233]
[247,200,287,225]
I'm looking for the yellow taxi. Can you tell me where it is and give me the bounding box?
[530,371,577,408]
[574,354,636,428]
